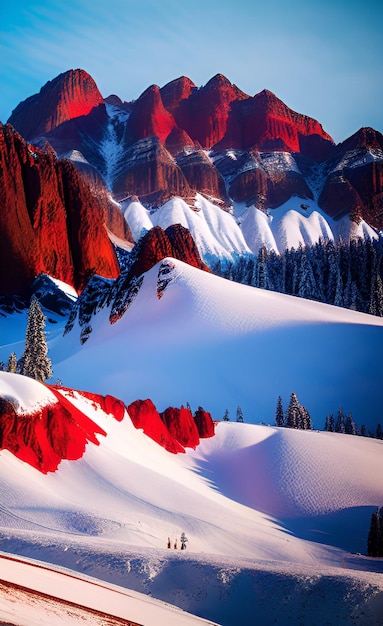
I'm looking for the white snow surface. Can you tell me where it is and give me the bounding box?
[124,194,252,261]
[52,258,383,430]
[0,374,383,625]
[123,193,378,259]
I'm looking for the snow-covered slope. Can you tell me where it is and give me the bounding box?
[123,193,378,262]
[0,373,382,625]
[53,258,383,430]
[124,193,252,263]
[1,552,216,626]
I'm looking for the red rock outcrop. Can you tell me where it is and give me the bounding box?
[229,163,313,209]
[193,406,215,438]
[127,85,179,145]
[112,137,190,204]
[176,149,229,201]
[127,399,185,454]
[0,375,216,470]
[160,407,200,449]
[128,399,215,452]
[318,128,383,229]
[8,69,104,140]
[170,74,249,149]
[0,389,106,474]
[215,89,334,159]
[127,224,210,280]
[0,123,120,296]
[160,76,196,114]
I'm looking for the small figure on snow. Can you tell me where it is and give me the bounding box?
[167,537,171,549]
[174,539,178,549]
[180,531,188,550]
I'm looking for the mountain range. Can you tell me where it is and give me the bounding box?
[1,68,383,624]
[2,68,383,301]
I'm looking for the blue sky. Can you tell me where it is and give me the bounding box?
[1,0,382,143]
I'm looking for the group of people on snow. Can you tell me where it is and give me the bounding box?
[167,532,188,550]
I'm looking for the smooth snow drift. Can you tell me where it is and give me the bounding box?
[0,373,383,625]
[122,193,378,259]
[52,258,383,430]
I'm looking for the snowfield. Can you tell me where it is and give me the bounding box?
[122,193,378,259]
[1,249,382,624]
[51,258,383,431]
[0,374,382,625]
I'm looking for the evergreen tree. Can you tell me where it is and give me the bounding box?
[360,424,367,437]
[345,412,358,435]
[7,352,17,373]
[376,424,383,440]
[0,361,4,371]
[275,395,285,427]
[222,409,230,421]
[256,246,269,289]
[17,297,53,381]
[367,508,381,557]
[236,406,244,422]
[369,265,383,316]
[335,406,345,433]
[298,250,318,300]
[285,391,312,430]
[285,391,301,429]
[301,406,312,430]
[325,413,335,432]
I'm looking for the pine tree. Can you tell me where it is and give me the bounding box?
[367,508,381,557]
[285,391,300,429]
[335,406,345,433]
[369,264,383,316]
[275,395,285,427]
[345,412,358,435]
[17,297,53,381]
[298,250,318,300]
[301,406,312,430]
[324,413,335,432]
[222,409,230,421]
[7,352,17,373]
[236,406,244,422]
[376,424,383,440]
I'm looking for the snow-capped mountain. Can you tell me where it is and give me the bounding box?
[0,372,382,625]
[1,67,383,625]
[6,69,383,239]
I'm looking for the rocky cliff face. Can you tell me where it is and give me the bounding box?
[318,127,383,229]
[8,69,104,140]
[7,69,337,210]
[0,387,107,473]
[5,68,383,259]
[128,224,210,279]
[0,377,216,472]
[0,123,120,296]
[128,398,215,453]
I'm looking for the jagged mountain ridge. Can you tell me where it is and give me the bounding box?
[7,68,383,234]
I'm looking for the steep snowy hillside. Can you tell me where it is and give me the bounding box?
[0,373,382,625]
[52,259,383,430]
[122,193,378,262]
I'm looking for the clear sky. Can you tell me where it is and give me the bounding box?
[1,0,382,143]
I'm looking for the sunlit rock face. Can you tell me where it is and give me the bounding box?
[0,123,120,296]
[8,69,104,139]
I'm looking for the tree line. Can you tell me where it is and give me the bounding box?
[212,236,383,317]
